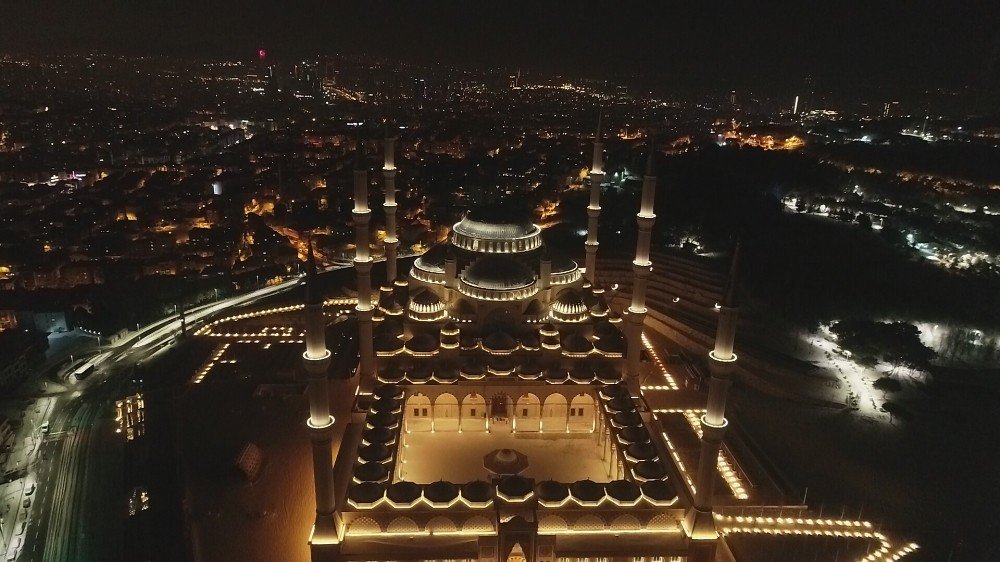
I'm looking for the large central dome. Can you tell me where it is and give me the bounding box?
[453,216,538,240]
[452,204,542,253]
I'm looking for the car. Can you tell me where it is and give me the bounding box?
[39,421,49,434]
[25,483,35,496]
[22,497,30,508]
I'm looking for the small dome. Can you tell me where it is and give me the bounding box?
[368,411,400,428]
[387,481,422,505]
[570,480,605,503]
[411,289,442,307]
[536,480,569,503]
[348,482,385,506]
[362,426,395,445]
[483,331,517,353]
[496,475,533,500]
[606,479,642,504]
[626,443,659,462]
[561,333,593,353]
[551,289,587,321]
[354,462,389,483]
[599,383,630,401]
[424,481,459,505]
[409,289,445,320]
[370,397,401,414]
[519,332,540,350]
[611,411,643,428]
[461,480,493,503]
[462,256,535,290]
[373,384,403,400]
[633,461,667,481]
[619,426,651,445]
[406,332,439,353]
[640,480,677,504]
[358,443,391,463]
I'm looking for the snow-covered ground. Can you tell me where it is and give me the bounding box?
[912,321,999,367]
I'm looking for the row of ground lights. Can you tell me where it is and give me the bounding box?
[192,343,231,384]
[193,298,357,336]
[656,408,749,500]
[715,514,918,562]
[652,413,697,496]
[640,332,679,390]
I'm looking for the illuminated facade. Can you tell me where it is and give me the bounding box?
[302,134,919,562]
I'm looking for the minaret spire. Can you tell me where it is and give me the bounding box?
[584,109,605,285]
[301,238,337,540]
[685,239,742,542]
[625,137,658,380]
[382,125,399,288]
[353,132,376,383]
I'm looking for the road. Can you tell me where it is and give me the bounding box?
[0,274,305,562]
[0,252,399,561]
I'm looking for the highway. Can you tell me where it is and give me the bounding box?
[0,274,304,562]
[0,253,409,561]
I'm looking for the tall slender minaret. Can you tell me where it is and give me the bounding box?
[584,111,604,284]
[302,242,337,538]
[684,241,741,543]
[353,141,375,381]
[382,132,399,287]
[625,141,657,380]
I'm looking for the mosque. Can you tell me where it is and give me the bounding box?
[296,128,919,562]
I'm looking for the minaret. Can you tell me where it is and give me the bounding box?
[382,132,399,287]
[625,141,657,380]
[584,112,605,284]
[684,241,741,543]
[301,242,337,538]
[353,142,375,381]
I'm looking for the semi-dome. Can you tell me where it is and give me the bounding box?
[413,243,450,273]
[462,256,535,290]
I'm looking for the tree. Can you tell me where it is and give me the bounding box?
[873,377,902,392]
[830,319,936,374]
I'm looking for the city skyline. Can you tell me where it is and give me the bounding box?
[1,2,998,97]
[0,7,997,562]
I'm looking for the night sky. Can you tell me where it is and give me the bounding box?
[2,1,997,94]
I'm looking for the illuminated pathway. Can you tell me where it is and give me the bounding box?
[715,513,919,562]
[655,409,748,500]
[635,325,920,560]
